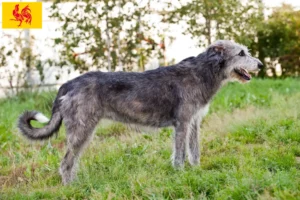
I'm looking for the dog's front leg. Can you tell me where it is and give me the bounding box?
[187,117,201,166]
[172,122,188,168]
[187,105,209,166]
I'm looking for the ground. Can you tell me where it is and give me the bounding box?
[1,79,300,199]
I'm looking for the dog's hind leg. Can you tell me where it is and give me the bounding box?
[59,120,98,185]
[187,117,201,166]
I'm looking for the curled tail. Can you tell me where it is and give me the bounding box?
[18,98,62,140]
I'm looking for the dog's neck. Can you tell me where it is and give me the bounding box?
[190,53,227,104]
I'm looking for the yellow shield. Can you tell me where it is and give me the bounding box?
[2,2,42,29]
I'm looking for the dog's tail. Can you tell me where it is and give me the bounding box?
[18,98,62,140]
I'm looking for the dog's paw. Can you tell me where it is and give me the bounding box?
[188,159,200,166]
[172,160,185,169]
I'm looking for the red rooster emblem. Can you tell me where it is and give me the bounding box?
[10,4,32,27]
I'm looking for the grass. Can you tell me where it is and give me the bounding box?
[1,78,300,199]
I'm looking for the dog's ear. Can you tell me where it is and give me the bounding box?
[207,44,225,68]
[212,45,225,55]
[209,44,225,56]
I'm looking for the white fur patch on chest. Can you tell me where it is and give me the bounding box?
[198,104,210,121]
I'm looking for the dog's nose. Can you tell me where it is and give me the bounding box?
[257,61,263,69]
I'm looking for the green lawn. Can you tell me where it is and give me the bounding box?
[1,79,300,199]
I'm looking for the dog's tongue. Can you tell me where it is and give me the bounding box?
[241,68,251,80]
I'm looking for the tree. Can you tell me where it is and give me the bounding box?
[49,0,167,72]
[257,4,300,77]
[167,0,264,47]
[0,32,44,95]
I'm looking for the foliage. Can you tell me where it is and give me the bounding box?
[0,32,45,95]
[48,0,265,72]
[257,4,300,77]
[49,0,168,72]
[1,79,300,199]
[0,46,9,67]
[167,0,264,47]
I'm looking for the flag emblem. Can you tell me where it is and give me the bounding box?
[2,2,42,29]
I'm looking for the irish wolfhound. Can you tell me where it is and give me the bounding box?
[18,40,263,184]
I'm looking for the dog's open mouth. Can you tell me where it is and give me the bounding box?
[234,68,251,81]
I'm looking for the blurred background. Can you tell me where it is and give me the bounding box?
[0,0,299,97]
[2,1,300,198]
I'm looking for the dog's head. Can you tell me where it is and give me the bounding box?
[206,40,263,83]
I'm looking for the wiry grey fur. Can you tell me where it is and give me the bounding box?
[18,40,263,185]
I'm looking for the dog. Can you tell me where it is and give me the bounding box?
[18,40,263,184]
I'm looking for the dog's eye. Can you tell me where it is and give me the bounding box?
[238,50,245,56]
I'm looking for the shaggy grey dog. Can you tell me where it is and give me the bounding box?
[18,40,263,184]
